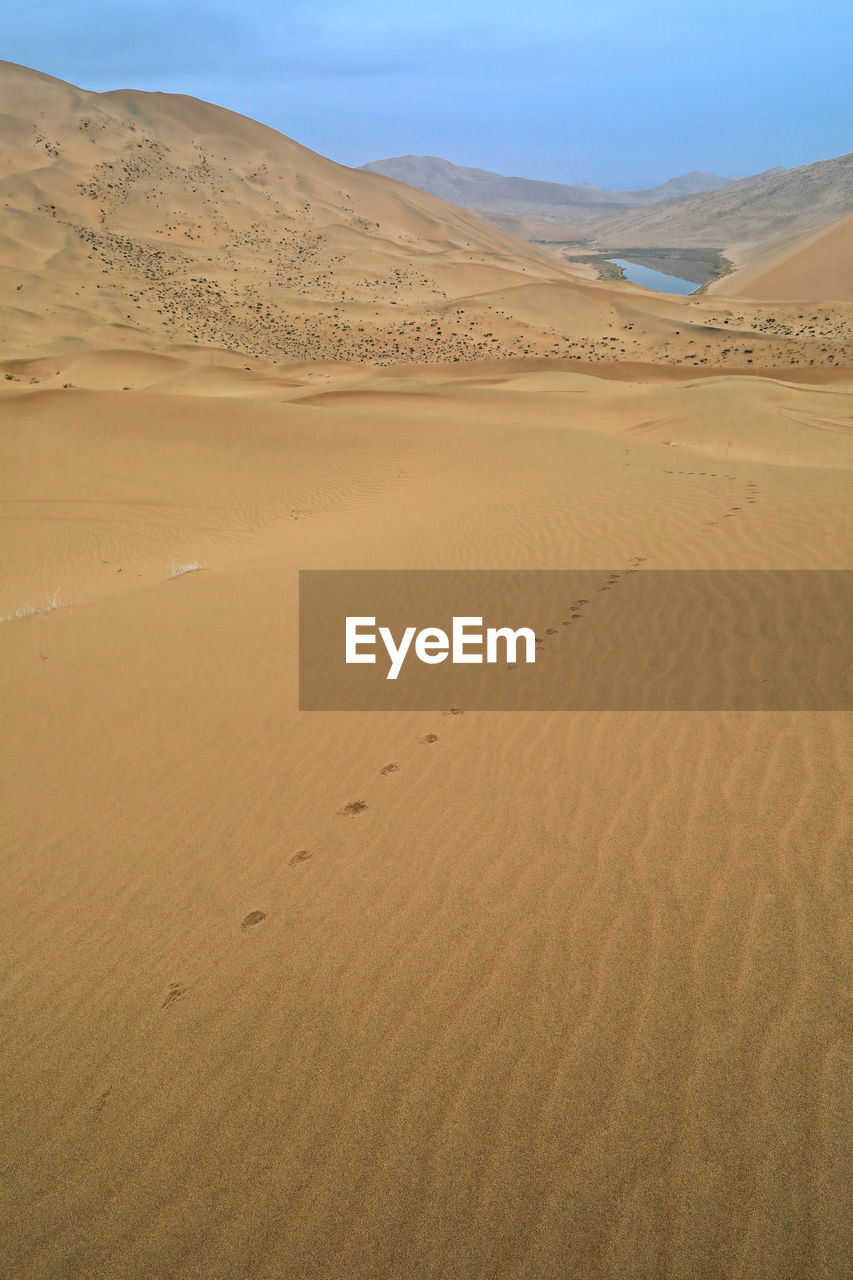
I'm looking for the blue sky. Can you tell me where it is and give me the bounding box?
[7,1,852,187]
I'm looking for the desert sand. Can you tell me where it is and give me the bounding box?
[711,213,853,302]
[1,62,851,1280]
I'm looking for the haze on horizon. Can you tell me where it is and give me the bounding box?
[7,0,852,190]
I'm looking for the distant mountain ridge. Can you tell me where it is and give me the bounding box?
[564,152,853,254]
[359,152,853,270]
[358,155,740,215]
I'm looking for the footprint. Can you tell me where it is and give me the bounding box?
[418,734,439,744]
[339,800,367,815]
[161,983,186,1010]
[241,910,267,930]
[380,763,400,775]
[289,849,312,865]
[93,1088,112,1114]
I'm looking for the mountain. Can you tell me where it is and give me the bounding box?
[358,154,853,284]
[567,153,853,259]
[358,155,739,216]
[645,169,744,200]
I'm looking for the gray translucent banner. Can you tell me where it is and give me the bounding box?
[299,570,852,711]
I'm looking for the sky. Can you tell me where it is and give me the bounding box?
[6,1,852,188]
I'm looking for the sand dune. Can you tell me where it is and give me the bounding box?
[1,60,851,372]
[712,213,853,302]
[2,354,851,1278]
[0,60,586,365]
[1,61,851,1280]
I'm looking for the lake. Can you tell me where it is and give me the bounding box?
[608,258,697,295]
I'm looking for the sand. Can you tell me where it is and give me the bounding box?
[1,62,851,1280]
[713,213,853,302]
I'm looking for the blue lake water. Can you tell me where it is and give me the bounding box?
[608,259,697,295]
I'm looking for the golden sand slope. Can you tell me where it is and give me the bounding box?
[0,59,592,364]
[1,351,851,1279]
[1,60,852,373]
[712,213,853,303]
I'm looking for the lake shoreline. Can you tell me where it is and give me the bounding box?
[559,246,733,292]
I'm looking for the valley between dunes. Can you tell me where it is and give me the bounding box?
[0,62,851,1280]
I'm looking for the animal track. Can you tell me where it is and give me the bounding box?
[293,465,768,882]
[241,910,267,930]
[161,983,186,1009]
